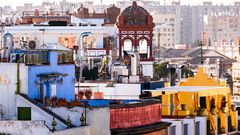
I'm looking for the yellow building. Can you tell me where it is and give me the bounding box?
[143,67,238,134]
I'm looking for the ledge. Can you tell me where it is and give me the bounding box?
[111,122,171,135]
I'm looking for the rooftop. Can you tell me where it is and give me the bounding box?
[143,86,227,92]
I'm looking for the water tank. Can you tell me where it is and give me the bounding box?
[3,33,14,59]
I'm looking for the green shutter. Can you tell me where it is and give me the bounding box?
[18,107,31,120]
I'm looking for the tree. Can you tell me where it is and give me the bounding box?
[153,62,169,80]
[181,67,194,78]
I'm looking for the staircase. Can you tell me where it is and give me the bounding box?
[18,94,75,128]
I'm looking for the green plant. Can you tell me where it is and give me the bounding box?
[153,62,169,79]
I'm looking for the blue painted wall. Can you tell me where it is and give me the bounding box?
[28,51,75,101]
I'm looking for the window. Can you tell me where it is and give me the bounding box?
[170,18,175,22]
[200,97,207,108]
[123,39,132,51]
[139,39,147,54]
[51,84,57,97]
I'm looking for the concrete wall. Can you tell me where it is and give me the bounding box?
[0,63,28,118]
[28,51,75,101]
[54,126,90,135]
[140,61,153,78]
[16,95,67,130]
[77,83,141,99]
[4,26,114,49]
[52,107,111,135]
[0,120,50,135]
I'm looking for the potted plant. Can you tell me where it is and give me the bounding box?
[57,98,68,106]
[231,104,236,111]
[221,96,227,113]
[44,96,51,106]
[181,104,186,111]
[85,89,92,100]
[69,99,82,107]
[78,90,85,100]
[210,98,216,115]
[51,96,58,107]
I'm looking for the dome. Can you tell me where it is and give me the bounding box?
[120,1,150,26]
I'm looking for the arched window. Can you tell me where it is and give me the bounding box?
[139,39,147,54]
[123,39,132,51]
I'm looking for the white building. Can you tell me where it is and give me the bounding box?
[152,13,177,49]
[232,62,240,94]
[203,58,220,78]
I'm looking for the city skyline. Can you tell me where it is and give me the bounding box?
[0,0,240,8]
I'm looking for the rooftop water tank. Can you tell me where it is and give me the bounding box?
[3,33,14,59]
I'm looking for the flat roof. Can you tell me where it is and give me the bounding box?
[142,86,227,92]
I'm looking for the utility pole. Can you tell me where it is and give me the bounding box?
[158,32,160,62]
[0,22,4,49]
[200,40,203,64]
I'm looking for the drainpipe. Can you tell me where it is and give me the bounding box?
[16,60,21,94]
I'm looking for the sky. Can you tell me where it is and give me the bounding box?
[0,0,238,8]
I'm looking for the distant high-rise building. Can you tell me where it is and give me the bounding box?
[152,13,177,49]
[203,13,240,59]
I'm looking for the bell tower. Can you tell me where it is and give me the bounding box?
[117,1,155,61]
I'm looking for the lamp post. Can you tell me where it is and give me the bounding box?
[80,98,90,126]
[51,117,57,133]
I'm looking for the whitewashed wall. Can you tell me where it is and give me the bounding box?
[52,107,110,135]
[77,83,141,99]
[0,63,28,119]
[140,61,154,78]
[0,121,50,135]
[16,95,67,130]
[53,126,90,135]
[4,26,115,49]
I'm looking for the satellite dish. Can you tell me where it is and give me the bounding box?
[28,40,36,49]
[0,104,6,118]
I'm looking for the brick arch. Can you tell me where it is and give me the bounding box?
[137,36,150,46]
[121,36,135,46]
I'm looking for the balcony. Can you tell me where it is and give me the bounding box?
[24,50,50,65]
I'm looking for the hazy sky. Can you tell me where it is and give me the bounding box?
[0,0,238,8]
